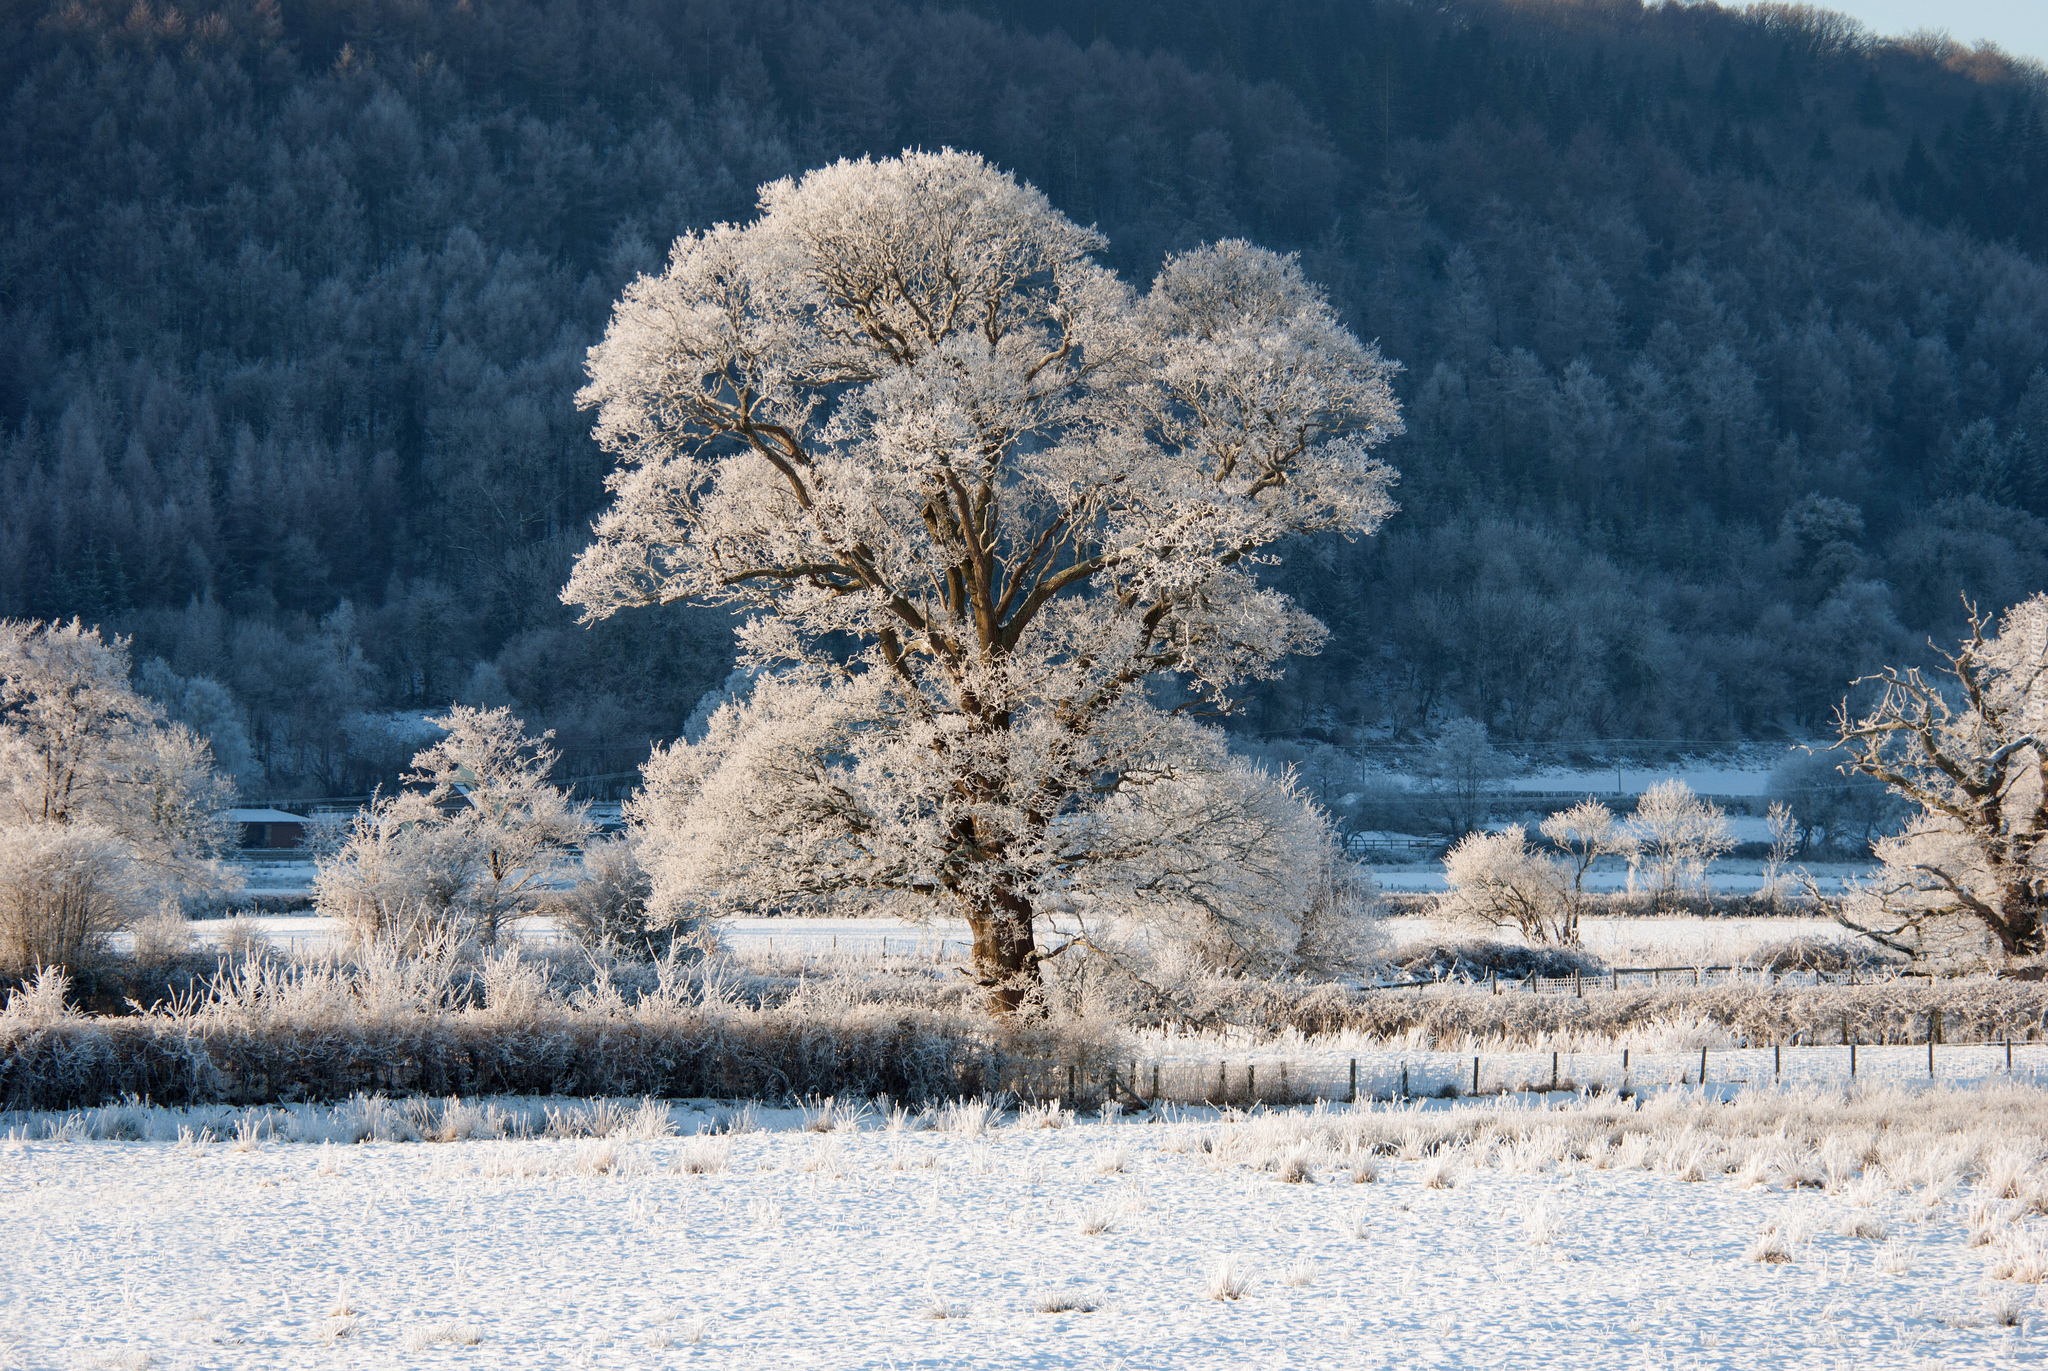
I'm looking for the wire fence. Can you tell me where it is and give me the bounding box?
[1022,1038,2048,1109]
[1364,964,1986,995]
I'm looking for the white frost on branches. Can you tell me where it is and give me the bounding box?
[315,706,590,947]
[569,151,1402,1009]
[1831,594,2048,964]
[0,619,238,969]
[1439,829,1576,946]
[1625,779,1734,909]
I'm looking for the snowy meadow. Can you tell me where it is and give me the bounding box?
[7,1085,2048,1369]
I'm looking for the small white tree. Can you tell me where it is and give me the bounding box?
[315,707,590,947]
[405,706,592,945]
[1424,717,1510,835]
[571,151,1402,1011]
[1439,829,1575,946]
[0,619,237,968]
[1540,799,1633,890]
[1830,594,2048,962]
[1625,779,1735,909]
[1760,800,1801,907]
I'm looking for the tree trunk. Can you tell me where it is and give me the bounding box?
[1992,881,2045,958]
[965,887,1039,1015]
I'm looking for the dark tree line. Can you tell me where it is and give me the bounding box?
[2,0,2046,791]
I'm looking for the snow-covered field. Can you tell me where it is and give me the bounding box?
[6,1085,2047,1369]
[1379,914,1858,966]
[169,912,1861,973]
[1367,859,1871,894]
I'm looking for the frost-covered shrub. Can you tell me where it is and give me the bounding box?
[1625,780,1735,909]
[1392,939,1605,983]
[128,902,194,963]
[0,822,137,973]
[550,836,671,960]
[1746,936,1899,975]
[312,796,479,948]
[1437,829,1576,945]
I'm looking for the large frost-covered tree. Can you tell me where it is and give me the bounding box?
[1832,595,2048,962]
[567,151,1402,1010]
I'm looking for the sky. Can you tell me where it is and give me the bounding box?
[1799,1,2048,63]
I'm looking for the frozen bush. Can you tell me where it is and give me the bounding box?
[1392,938,1605,983]
[313,796,479,949]
[1205,1255,1254,1301]
[552,835,667,958]
[128,902,194,963]
[1626,780,1735,909]
[0,822,137,973]
[1438,830,1576,945]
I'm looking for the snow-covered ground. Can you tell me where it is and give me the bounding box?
[1366,858,1871,894]
[1499,763,1780,797]
[1378,913,1857,965]
[162,912,1858,974]
[5,1086,2046,1369]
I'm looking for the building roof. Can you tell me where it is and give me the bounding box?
[226,808,309,824]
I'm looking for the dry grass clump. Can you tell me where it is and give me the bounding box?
[1991,1228,2048,1283]
[1205,1255,1253,1301]
[1031,1289,1098,1314]
[673,1134,732,1175]
[400,1320,481,1351]
[1747,1224,1793,1264]
[1520,1200,1568,1246]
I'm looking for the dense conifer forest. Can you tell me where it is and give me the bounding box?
[3,0,2046,792]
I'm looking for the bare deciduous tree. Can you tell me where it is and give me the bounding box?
[1626,780,1734,911]
[1831,595,2047,961]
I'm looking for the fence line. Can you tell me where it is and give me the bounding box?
[1364,964,1977,996]
[1018,1037,2048,1109]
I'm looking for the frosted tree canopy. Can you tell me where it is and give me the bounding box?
[565,151,1402,1010]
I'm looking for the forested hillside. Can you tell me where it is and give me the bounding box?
[3,0,2046,793]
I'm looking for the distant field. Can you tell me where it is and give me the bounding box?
[158,911,1858,974]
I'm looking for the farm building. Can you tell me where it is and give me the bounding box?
[227,808,308,850]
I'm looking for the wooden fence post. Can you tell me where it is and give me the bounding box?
[1550,1052,1558,1091]
[1247,1063,1256,1104]
[1349,1059,1358,1105]
[1472,1056,1480,1095]
[1699,1045,1707,1085]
